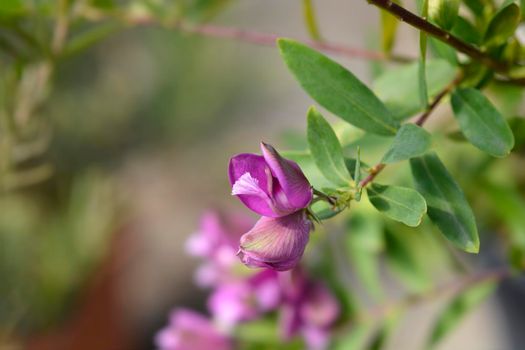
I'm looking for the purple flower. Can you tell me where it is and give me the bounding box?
[185,211,254,286]
[279,269,339,350]
[229,142,312,218]
[229,143,313,271]
[155,309,231,350]
[207,269,280,328]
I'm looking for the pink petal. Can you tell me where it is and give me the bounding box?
[238,211,311,271]
[229,154,280,217]
[260,142,313,211]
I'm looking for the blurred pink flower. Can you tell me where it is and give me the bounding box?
[279,269,339,350]
[155,309,231,350]
[207,269,280,328]
[185,211,254,287]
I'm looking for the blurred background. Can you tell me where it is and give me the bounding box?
[1,0,524,349]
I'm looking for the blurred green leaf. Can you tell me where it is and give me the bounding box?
[381,0,401,54]
[429,38,458,66]
[429,0,460,30]
[419,0,429,109]
[463,0,485,18]
[451,88,514,157]
[333,323,374,350]
[484,183,525,269]
[307,106,352,186]
[382,124,432,164]
[410,153,479,253]
[484,2,521,47]
[367,184,427,227]
[282,151,334,189]
[346,213,384,299]
[0,0,25,16]
[451,16,481,45]
[426,280,497,348]
[278,38,399,135]
[374,59,456,120]
[385,228,431,292]
[368,310,403,350]
[302,0,321,41]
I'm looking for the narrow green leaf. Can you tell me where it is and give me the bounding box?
[429,0,460,30]
[302,0,322,41]
[278,38,400,135]
[419,0,429,109]
[367,184,427,227]
[307,106,352,186]
[382,124,432,164]
[345,157,368,180]
[374,59,456,120]
[484,3,521,47]
[451,88,514,157]
[427,280,497,348]
[410,153,479,253]
[381,0,401,54]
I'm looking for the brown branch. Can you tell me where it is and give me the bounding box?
[366,0,511,74]
[359,72,463,188]
[358,163,386,188]
[415,73,463,126]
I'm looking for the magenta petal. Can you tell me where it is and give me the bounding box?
[261,142,312,211]
[238,211,311,271]
[229,153,279,217]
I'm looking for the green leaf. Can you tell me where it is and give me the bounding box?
[429,0,460,30]
[307,106,352,186]
[427,280,497,348]
[410,153,479,253]
[382,124,432,164]
[311,201,343,220]
[278,38,399,135]
[484,2,521,47]
[419,0,429,109]
[367,184,427,227]
[450,88,514,157]
[429,38,458,66]
[381,0,401,54]
[384,228,431,291]
[281,151,334,189]
[302,0,322,41]
[0,0,25,16]
[346,213,384,299]
[374,59,456,120]
[451,16,481,45]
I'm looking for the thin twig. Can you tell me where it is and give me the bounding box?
[360,266,512,323]
[415,73,463,126]
[113,13,413,63]
[358,163,386,188]
[359,72,463,188]
[366,0,512,74]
